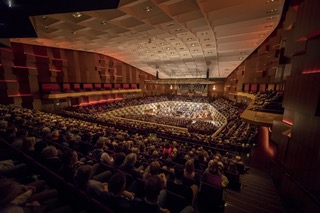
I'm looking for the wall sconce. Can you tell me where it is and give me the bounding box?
[213,85,216,90]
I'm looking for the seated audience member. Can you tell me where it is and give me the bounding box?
[183,160,199,186]
[143,161,161,181]
[59,150,82,182]
[130,175,169,213]
[22,136,37,158]
[166,165,198,206]
[184,160,196,179]
[41,145,62,172]
[92,137,114,166]
[74,165,109,197]
[203,160,229,188]
[0,159,27,178]
[161,158,174,173]
[120,153,144,178]
[113,152,126,171]
[91,137,107,162]
[0,120,8,138]
[100,172,135,213]
[162,143,172,156]
[0,177,58,213]
[12,129,28,149]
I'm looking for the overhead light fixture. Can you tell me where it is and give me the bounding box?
[170,85,173,89]
[101,21,106,25]
[175,28,182,32]
[239,57,243,60]
[266,16,276,20]
[144,6,152,12]
[8,0,13,7]
[72,12,82,18]
[213,85,216,90]
[187,38,192,41]
[191,43,195,46]
[42,16,48,20]
[166,47,170,50]
[146,50,149,53]
[72,31,77,35]
[139,46,142,49]
[266,8,278,13]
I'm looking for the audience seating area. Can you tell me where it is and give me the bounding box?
[0,96,257,213]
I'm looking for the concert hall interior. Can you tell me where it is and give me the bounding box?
[0,0,320,212]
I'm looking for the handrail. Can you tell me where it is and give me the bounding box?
[269,160,320,207]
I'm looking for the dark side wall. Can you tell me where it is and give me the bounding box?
[225,0,320,211]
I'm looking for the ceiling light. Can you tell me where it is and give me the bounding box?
[45,26,49,29]
[170,52,174,54]
[187,38,192,41]
[144,6,152,12]
[166,47,170,50]
[42,16,48,20]
[266,16,276,20]
[238,57,243,60]
[139,46,142,49]
[175,28,182,32]
[101,21,106,25]
[253,42,258,46]
[146,50,149,53]
[167,23,174,27]
[266,9,278,13]
[160,42,164,45]
[259,34,265,37]
[72,12,82,18]
[72,31,76,34]
[191,43,195,46]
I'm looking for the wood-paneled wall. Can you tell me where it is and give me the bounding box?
[225,0,320,211]
[0,42,156,110]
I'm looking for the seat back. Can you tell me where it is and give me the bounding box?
[225,171,241,190]
[166,190,188,213]
[198,181,224,213]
